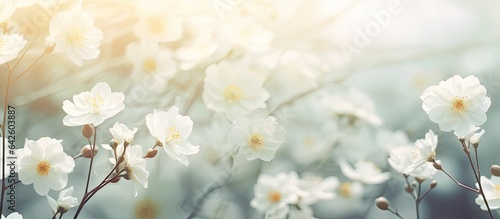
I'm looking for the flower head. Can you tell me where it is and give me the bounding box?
[228,110,286,161]
[251,172,299,218]
[16,137,75,196]
[404,130,438,174]
[0,33,26,65]
[475,176,500,210]
[421,75,491,136]
[122,145,149,197]
[62,82,125,127]
[46,3,103,66]
[339,159,390,184]
[109,122,138,145]
[47,186,78,213]
[145,106,199,166]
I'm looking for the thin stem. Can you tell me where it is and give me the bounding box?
[387,208,405,219]
[10,53,46,84]
[415,181,422,219]
[84,126,97,194]
[473,146,494,219]
[437,165,479,193]
[403,175,416,200]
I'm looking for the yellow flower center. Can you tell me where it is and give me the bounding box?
[451,97,467,114]
[166,126,182,143]
[248,133,264,150]
[36,160,51,176]
[143,58,157,73]
[84,95,104,114]
[267,190,281,203]
[223,85,243,103]
[67,28,87,46]
[339,182,351,198]
[495,185,500,196]
[135,198,159,219]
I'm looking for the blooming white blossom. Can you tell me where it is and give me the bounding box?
[122,145,149,197]
[203,60,270,121]
[251,172,299,218]
[475,176,500,210]
[0,0,15,23]
[47,186,78,213]
[62,82,125,127]
[228,111,286,161]
[109,122,138,145]
[388,146,438,179]
[404,130,438,174]
[146,107,199,166]
[125,41,177,82]
[17,137,75,196]
[0,33,27,65]
[339,159,390,184]
[46,3,103,66]
[421,75,491,136]
[1,212,22,219]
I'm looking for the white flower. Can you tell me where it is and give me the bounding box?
[0,0,15,23]
[122,145,149,197]
[145,107,199,166]
[134,0,183,42]
[1,212,22,219]
[62,82,125,127]
[46,3,103,66]
[109,122,138,145]
[16,137,75,196]
[421,75,491,136]
[404,130,438,174]
[203,60,270,121]
[228,111,286,161]
[251,172,299,217]
[475,176,500,210]
[409,162,438,180]
[454,125,481,141]
[388,146,438,179]
[339,159,390,184]
[377,129,412,153]
[0,33,27,65]
[338,181,364,199]
[47,186,78,213]
[318,88,383,126]
[297,175,339,205]
[125,41,177,82]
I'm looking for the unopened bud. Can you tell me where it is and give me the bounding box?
[404,185,413,193]
[433,161,442,170]
[375,197,390,210]
[110,175,121,183]
[109,139,117,149]
[81,145,98,158]
[430,180,438,189]
[491,165,500,177]
[44,44,56,54]
[470,129,485,148]
[145,148,158,158]
[81,124,94,139]
[123,167,132,180]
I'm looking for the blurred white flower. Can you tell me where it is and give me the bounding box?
[404,130,438,174]
[475,176,500,210]
[377,129,412,153]
[228,111,286,161]
[298,175,339,205]
[47,186,78,213]
[46,3,103,66]
[145,107,199,166]
[288,205,316,219]
[339,159,390,184]
[134,0,183,42]
[318,88,383,126]
[109,122,138,145]
[251,172,299,218]
[125,41,177,83]
[62,82,125,127]
[1,212,22,219]
[221,15,274,52]
[388,146,413,174]
[203,60,270,121]
[0,33,26,65]
[338,181,364,199]
[0,0,15,23]
[421,75,491,136]
[17,137,75,196]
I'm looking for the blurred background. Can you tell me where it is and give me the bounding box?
[2,0,500,218]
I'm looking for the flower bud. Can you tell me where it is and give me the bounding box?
[433,161,442,170]
[470,129,485,148]
[145,148,158,158]
[110,175,121,183]
[123,167,132,180]
[45,44,56,54]
[404,185,413,193]
[81,145,98,158]
[375,197,390,210]
[109,139,117,149]
[82,124,94,139]
[491,165,500,177]
[430,180,438,189]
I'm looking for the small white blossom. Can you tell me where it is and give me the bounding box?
[0,33,27,65]
[17,137,75,196]
[46,3,103,66]
[203,60,270,121]
[228,111,286,161]
[251,172,299,218]
[109,122,138,145]
[404,130,438,174]
[475,176,500,210]
[339,159,390,184]
[62,82,125,127]
[145,107,199,166]
[47,186,78,213]
[125,41,177,82]
[388,146,437,179]
[421,75,491,136]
